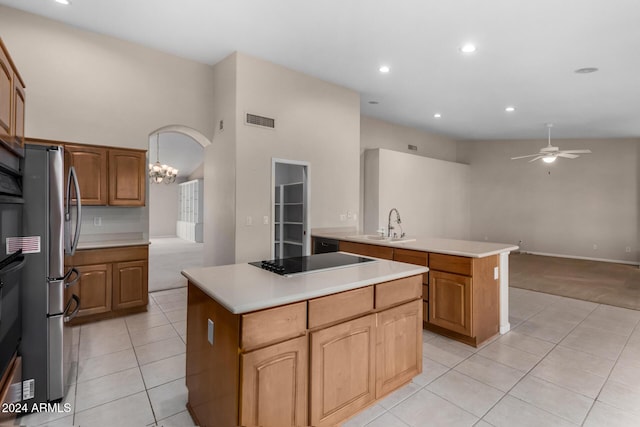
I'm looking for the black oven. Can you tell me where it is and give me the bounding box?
[0,165,23,381]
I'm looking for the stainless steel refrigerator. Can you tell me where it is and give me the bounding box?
[20,144,81,404]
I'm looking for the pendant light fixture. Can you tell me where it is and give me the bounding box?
[148,133,178,184]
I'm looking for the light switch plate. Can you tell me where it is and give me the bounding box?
[493,266,499,280]
[207,319,214,345]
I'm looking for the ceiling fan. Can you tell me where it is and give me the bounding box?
[511,124,592,163]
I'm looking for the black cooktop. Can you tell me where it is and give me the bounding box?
[249,252,375,276]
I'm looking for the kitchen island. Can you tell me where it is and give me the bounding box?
[313,231,518,346]
[182,255,427,427]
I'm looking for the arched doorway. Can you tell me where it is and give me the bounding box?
[147,125,211,292]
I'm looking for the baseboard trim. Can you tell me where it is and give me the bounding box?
[520,251,639,267]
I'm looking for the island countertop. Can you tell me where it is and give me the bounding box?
[181,255,428,314]
[312,230,518,258]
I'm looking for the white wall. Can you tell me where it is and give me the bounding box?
[457,138,640,263]
[233,53,361,263]
[364,149,471,239]
[1,6,216,240]
[149,181,181,237]
[204,53,237,266]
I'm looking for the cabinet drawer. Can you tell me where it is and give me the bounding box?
[429,253,472,276]
[393,248,428,266]
[339,241,393,260]
[241,302,307,350]
[309,286,373,329]
[375,275,421,309]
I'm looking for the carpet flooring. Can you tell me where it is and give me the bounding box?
[148,237,204,292]
[510,253,640,311]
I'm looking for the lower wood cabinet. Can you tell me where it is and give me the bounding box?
[240,336,307,427]
[429,270,472,336]
[65,245,149,323]
[186,275,423,427]
[74,264,112,317]
[375,299,422,397]
[310,314,376,426]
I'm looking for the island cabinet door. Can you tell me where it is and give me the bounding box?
[310,314,376,426]
[429,270,473,336]
[375,299,423,398]
[240,335,308,427]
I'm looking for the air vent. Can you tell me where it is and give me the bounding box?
[246,113,275,129]
[408,145,418,151]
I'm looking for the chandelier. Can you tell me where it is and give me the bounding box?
[148,134,178,184]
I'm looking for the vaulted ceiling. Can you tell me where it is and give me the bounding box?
[1,0,639,140]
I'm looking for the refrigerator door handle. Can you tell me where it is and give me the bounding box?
[63,267,80,289]
[65,166,82,256]
[63,294,80,323]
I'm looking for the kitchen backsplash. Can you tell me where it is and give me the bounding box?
[79,206,148,238]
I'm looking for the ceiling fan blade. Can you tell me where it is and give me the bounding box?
[528,156,544,163]
[557,153,579,159]
[511,154,542,160]
[558,149,592,154]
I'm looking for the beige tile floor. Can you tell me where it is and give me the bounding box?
[13,286,640,427]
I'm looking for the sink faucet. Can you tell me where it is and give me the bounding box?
[387,208,405,238]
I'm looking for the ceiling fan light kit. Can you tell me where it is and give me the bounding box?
[511,123,592,164]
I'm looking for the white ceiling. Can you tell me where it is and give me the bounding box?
[148,132,203,178]
[2,0,640,140]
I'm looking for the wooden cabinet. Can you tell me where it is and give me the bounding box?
[64,144,108,205]
[72,264,112,317]
[0,38,26,157]
[339,240,393,260]
[28,138,146,206]
[186,275,423,427]
[310,314,376,426]
[240,336,307,427]
[428,254,500,347]
[108,149,146,206]
[65,245,149,323]
[429,270,472,336]
[376,299,422,397]
[339,239,500,347]
[112,260,148,310]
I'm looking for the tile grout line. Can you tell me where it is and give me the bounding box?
[477,299,602,425]
[579,315,640,427]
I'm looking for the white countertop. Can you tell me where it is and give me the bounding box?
[182,255,428,314]
[77,233,150,250]
[313,231,518,258]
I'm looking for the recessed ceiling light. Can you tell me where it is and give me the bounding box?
[460,43,476,53]
[368,101,379,105]
[505,106,516,112]
[379,65,390,73]
[55,0,71,5]
[575,67,599,74]
[433,113,442,118]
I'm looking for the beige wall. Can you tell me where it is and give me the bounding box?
[457,138,640,263]
[233,53,361,263]
[149,181,181,237]
[364,149,470,239]
[0,6,215,148]
[203,54,238,266]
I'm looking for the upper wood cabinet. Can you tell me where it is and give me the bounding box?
[65,144,109,205]
[0,38,26,157]
[108,149,146,206]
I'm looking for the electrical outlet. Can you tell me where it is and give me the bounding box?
[626,246,632,253]
[593,244,597,250]
[484,236,488,241]
[493,266,499,280]
[339,214,347,221]
[263,216,269,225]
[246,216,253,226]
[93,217,102,227]
[347,211,353,219]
